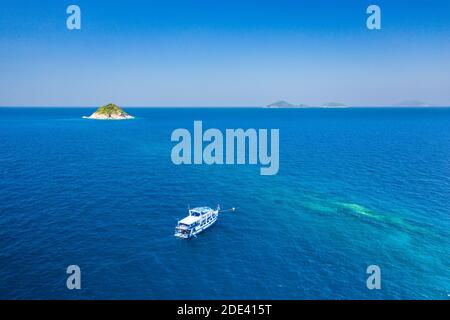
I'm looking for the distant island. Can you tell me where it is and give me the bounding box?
[265,100,310,108]
[83,103,134,120]
[265,100,348,108]
[265,100,440,108]
[321,102,348,108]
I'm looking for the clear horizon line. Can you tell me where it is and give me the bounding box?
[1,105,450,108]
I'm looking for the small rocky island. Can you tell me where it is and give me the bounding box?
[83,103,134,120]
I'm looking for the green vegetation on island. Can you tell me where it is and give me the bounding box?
[83,103,134,120]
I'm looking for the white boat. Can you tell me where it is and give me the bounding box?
[174,205,221,239]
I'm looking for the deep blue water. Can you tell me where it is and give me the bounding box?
[0,107,449,299]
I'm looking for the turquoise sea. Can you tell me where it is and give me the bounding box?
[0,107,449,299]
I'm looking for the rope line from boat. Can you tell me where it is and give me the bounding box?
[219,207,237,213]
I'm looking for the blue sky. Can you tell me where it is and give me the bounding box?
[1,0,449,106]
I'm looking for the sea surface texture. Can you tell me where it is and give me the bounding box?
[0,107,449,299]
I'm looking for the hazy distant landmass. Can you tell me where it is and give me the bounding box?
[266,100,350,108]
[394,100,430,107]
[83,103,134,120]
[265,100,310,108]
[266,100,296,108]
[321,102,348,108]
[265,100,445,108]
